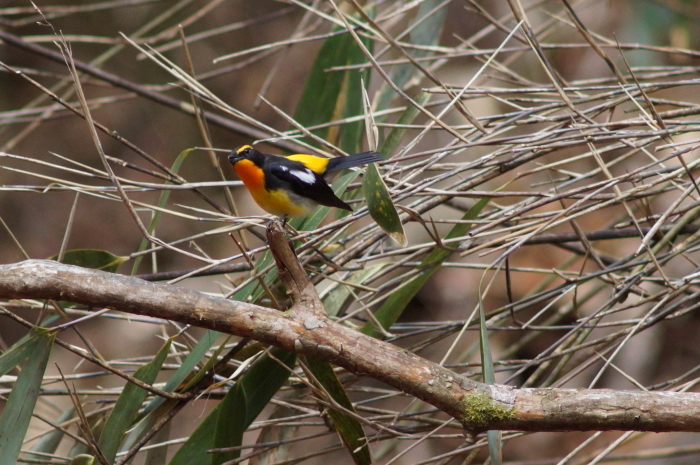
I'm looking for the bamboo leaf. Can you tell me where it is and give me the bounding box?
[305,357,371,464]
[374,0,448,111]
[50,249,128,272]
[0,329,55,464]
[322,263,389,317]
[362,198,490,337]
[131,148,193,274]
[0,329,48,376]
[69,455,95,465]
[479,270,501,464]
[122,333,228,453]
[289,12,373,231]
[144,421,170,465]
[141,331,220,417]
[98,339,172,463]
[26,407,76,460]
[363,163,406,247]
[294,23,372,150]
[169,349,296,465]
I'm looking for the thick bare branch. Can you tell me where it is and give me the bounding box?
[1,258,700,433]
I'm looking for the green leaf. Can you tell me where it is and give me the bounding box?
[321,263,389,317]
[379,92,431,158]
[178,336,232,394]
[305,357,371,464]
[374,0,448,111]
[49,249,128,272]
[26,407,76,460]
[131,148,193,275]
[211,377,248,465]
[0,330,49,377]
[363,163,406,247]
[0,329,55,464]
[247,395,298,465]
[69,455,95,465]
[294,26,372,149]
[339,25,373,154]
[98,339,172,463]
[169,348,296,465]
[146,331,221,413]
[479,270,501,464]
[145,421,170,465]
[122,332,227,453]
[486,424,503,464]
[362,198,490,337]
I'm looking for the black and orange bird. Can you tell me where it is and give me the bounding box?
[228,145,382,218]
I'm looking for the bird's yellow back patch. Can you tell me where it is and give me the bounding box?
[287,154,329,175]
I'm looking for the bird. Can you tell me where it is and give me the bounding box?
[228,145,383,218]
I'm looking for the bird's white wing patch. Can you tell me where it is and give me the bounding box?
[280,165,316,185]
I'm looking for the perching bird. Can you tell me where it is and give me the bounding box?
[228,145,382,218]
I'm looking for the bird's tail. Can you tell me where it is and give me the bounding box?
[326,151,383,173]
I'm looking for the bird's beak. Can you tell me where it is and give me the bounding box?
[228,151,242,164]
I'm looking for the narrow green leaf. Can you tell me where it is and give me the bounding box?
[144,421,170,465]
[132,148,193,275]
[50,249,128,272]
[122,333,227,454]
[169,349,296,465]
[362,198,490,337]
[374,0,448,111]
[142,331,220,417]
[99,339,172,463]
[0,329,55,464]
[305,357,371,464]
[0,329,48,376]
[294,25,372,150]
[379,92,431,158]
[322,263,389,317]
[69,455,95,465]
[247,395,299,465]
[363,163,406,247]
[290,15,373,231]
[478,297,496,386]
[211,378,248,465]
[486,423,503,464]
[294,32,353,139]
[339,26,373,154]
[178,335,232,394]
[27,407,76,459]
[479,273,501,464]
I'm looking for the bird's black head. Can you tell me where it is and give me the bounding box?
[228,145,264,166]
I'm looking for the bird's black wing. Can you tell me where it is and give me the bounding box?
[266,163,352,211]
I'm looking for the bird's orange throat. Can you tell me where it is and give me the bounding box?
[233,159,265,191]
